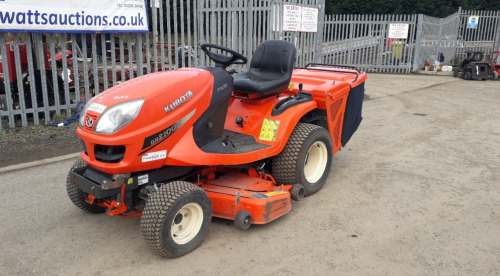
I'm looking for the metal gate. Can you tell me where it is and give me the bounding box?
[456,9,500,60]
[195,0,325,68]
[413,12,461,71]
[414,9,500,71]
[322,14,417,73]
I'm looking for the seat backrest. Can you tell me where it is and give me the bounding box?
[233,40,296,94]
[460,58,471,68]
[248,40,296,80]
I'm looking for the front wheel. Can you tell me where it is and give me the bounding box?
[464,70,472,80]
[140,181,212,258]
[272,123,333,196]
[66,158,106,213]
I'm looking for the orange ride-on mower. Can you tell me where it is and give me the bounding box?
[67,40,367,257]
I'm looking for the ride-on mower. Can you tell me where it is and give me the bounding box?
[67,40,367,257]
[453,51,489,80]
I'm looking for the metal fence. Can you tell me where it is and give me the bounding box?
[0,0,325,130]
[323,14,417,73]
[1,2,499,130]
[414,9,500,71]
[456,10,500,60]
[0,32,150,130]
[195,0,325,68]
[148,0,325,71]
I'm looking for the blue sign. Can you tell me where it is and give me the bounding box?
[467,16,479,29]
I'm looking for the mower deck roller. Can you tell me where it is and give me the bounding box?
[67,40,367,257]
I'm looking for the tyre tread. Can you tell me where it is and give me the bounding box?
[66,158,106,213]
[140,181,209,258]
[272,123,332,196]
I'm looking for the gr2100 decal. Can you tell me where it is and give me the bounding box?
[139,109,196,155]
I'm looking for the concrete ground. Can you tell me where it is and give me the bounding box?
[0,74,499,275]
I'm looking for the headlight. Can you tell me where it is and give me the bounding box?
[79,96,97,127]
[95,98,144,134]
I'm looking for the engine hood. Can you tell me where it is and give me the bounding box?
[81,68,214,136]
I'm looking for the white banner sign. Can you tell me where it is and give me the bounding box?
[283,4,301,32]
[301,7,318,33]
[283,4,318,33]
[388,23,409,39]
[0,0,149,33]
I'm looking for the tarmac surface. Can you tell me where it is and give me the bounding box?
[0,73,499,275]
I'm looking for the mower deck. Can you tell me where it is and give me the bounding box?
[200,170,292,224]
[72,166,293,223]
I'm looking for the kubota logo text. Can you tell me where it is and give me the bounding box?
[164,90,194,114]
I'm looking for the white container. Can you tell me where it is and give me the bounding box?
[441,66,452,72]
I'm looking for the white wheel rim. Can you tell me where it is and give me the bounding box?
[304,141,328,183]
[171,202,204,245]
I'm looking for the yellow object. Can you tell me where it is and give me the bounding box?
[259,119,280,142]
[265,191,288,197]
[391,41,403,59]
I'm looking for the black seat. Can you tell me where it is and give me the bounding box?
[233,40,296,95]
[460,58,471,68]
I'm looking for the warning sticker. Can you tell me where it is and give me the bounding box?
[259,119,280,142]
[265,191,288,197]
[138,174,149,185]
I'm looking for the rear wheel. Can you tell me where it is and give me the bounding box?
[290,184,305,201]
[140,181,212,258]
[490,71,498,80]
[66,158,106,213]
[272,123,333,196]
[234,210,252,230]
[452,69,458,77]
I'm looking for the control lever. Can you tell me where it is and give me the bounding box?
[297,83,304,99]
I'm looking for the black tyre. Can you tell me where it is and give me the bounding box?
[290,184,305,201]
[490,71,498,80]
[464,70,472,80]
[234,210,252,230]
[0,94,6,111]
[272,123,333,196]
[452,69,458,77]
[0,80,6,111]
[66,158,106,213]
[140,181,212,258]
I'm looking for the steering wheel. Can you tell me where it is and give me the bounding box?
[201,43,247,69]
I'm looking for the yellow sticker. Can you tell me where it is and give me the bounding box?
[265,191,288,197]
[259,119,280,142]
[127,178,134,184]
